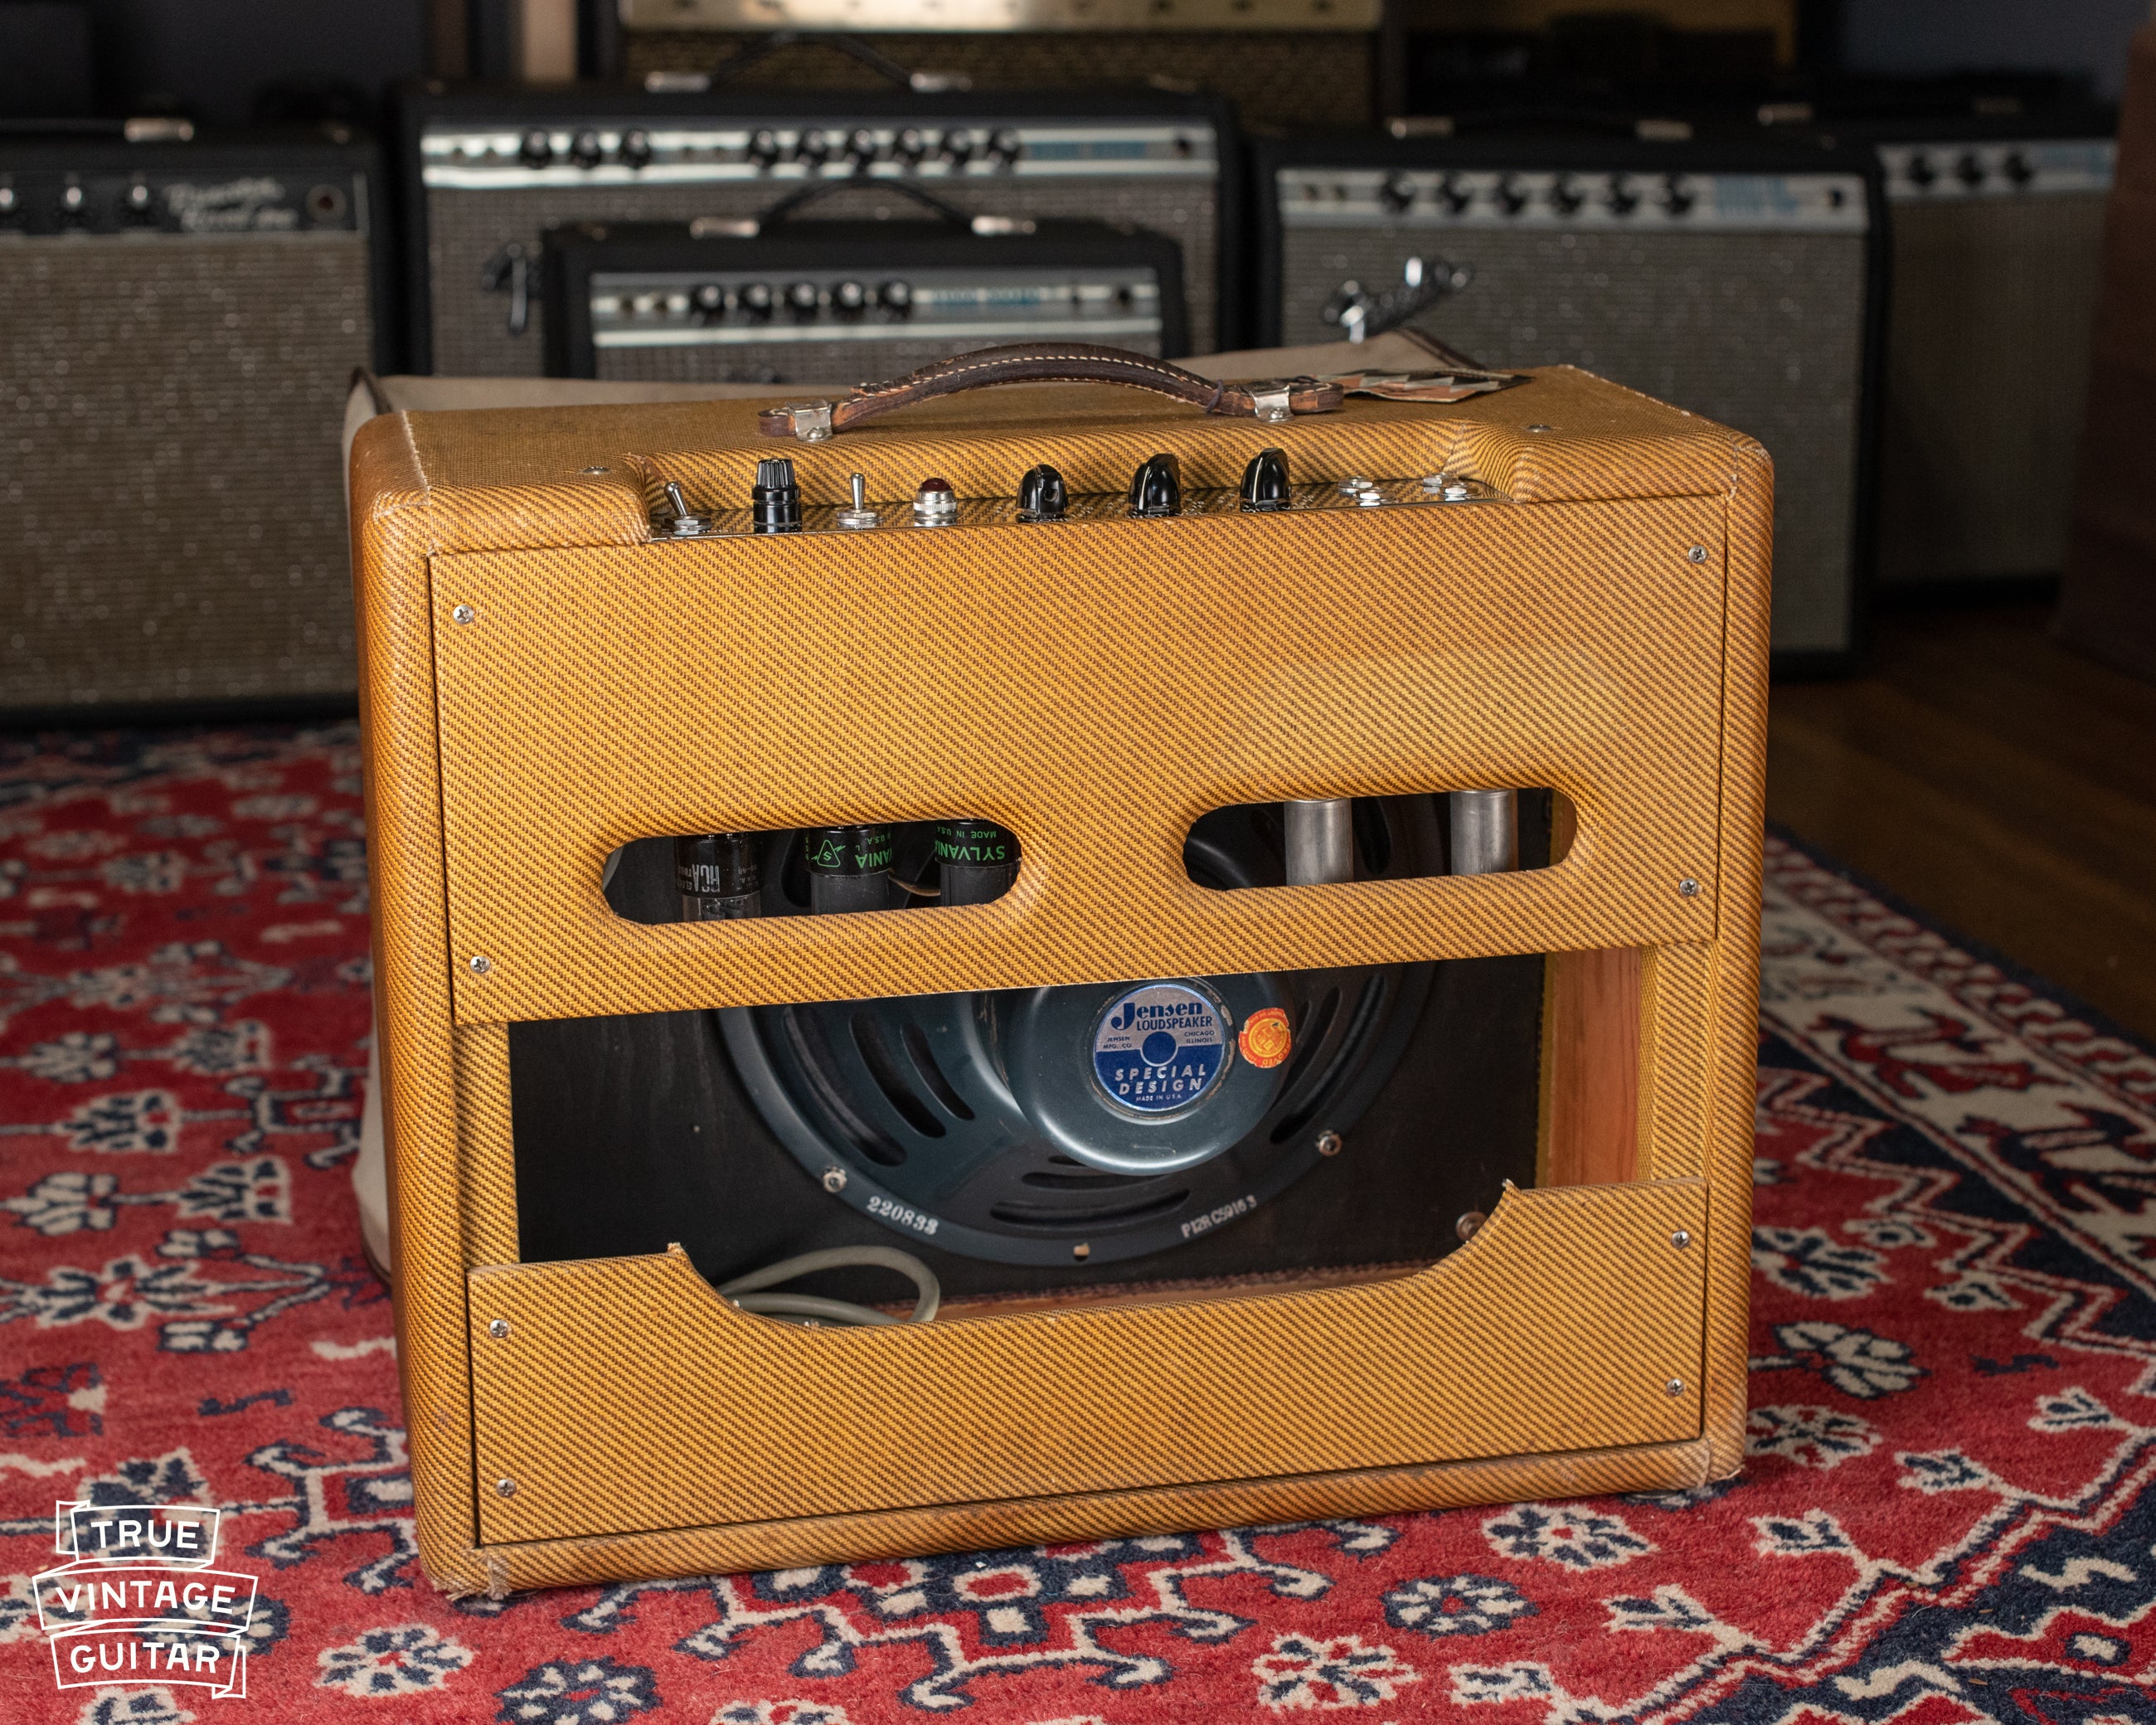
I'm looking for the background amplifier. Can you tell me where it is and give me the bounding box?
[1256,133,1884,665]
[398,81,1236,375]
[1835,109,2116,593]
[543,210,1186,383]
[607,0,1386,133]
[0,126,389,717]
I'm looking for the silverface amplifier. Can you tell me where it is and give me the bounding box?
[543,209,1186,383]
[1256,134,1884,664]
[0,128,389,716]
[397,83,1236,375]
[1846,112,2116,590]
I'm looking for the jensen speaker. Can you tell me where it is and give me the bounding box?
[396,81,1237,376]
[352,338,1768,1591]
[0,126,389,716]
[1255,132,1884,665]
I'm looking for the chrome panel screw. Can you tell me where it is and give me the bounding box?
[487,1319,510,1339]
[469,955,492,974]
[1687,545,1709,563]
[495,1477,517,1497]
[820,1167,847,1193]
[451,604,475,624]
[1678,878,1702,898]
[580,464,610,474]
[1671,1230,1692,1250]
[1316,1130,1344,1158]
[1666,1378,1686,1397]
[1456,1210,1487,1242]
[1525,423,1553,433]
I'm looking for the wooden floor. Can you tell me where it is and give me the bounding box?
[1767,599,2156,1044]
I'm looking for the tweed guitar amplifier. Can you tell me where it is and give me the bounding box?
[1256,132,1882,666]
[543,202,1186,382]
[352,336,1769,1591]
[397,80,1236,377]
[1829,109,2116,591]
[1,127,389,716]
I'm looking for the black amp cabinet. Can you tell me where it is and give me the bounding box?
[1255,130,1886,668]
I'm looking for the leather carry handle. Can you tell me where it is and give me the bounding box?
[755,176,978,232]
[700,30,970,95]
[756,343,1345,441]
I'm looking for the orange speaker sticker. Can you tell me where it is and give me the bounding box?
[1239,1006,1293,1069]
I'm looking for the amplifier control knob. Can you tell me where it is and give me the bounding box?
[518,129,553,168]
[1547,173,1583,215]
[124,178,155,222]
[738,281,775,320]
[891,127,929,168]
[2003,149,2034,187]
[797,129,835,168]
[1661,174,1696,216]
[619,129,653,169]
[571,129,603,168]
[988,127,1022,167]
[1240,448,1291,512]
[748,129,782,170]
[784,280,821,318]
[845,128,880,169]
[940,128,978,167]
[1494,175,1528,216]
[0,182,17,222]
[691,282,729,321]
[1955,150,1988,188]
[1905,150,1936,188]
[877,278,914,317]
[1017,464,1067,520]
[831,279,868,316]
[1605,173,1639,216]
[1379,172,1415,214]
[59,178,87,223]
[1128,451,1182,518]
[1436,172,1472,215]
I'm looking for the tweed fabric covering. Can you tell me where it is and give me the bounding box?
[351,367,1769,1591]
[2,742,2154,1718]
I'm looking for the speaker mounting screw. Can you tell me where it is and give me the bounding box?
[451,605,475,624]
[487,1319,510,1339]
[820,1168,847,1193]
[1670,1230,1692,1250]
[469,955,492,974]
[495,1477,517,1497]
[1678,878,1702,898]
[1687,545,1709,563]
[1316,1130,1344,1158]
[1665,1378,1685,1397]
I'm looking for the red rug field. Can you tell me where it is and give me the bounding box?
[0,725,2152,1723]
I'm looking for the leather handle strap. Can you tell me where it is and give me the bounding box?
[755,343,1345,441]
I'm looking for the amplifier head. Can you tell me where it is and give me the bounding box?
[396,80,1236,377]
[0,127,391,716]
[1257,132,1886,666]
[542,216,1187,383]
[353,348,1770,1589]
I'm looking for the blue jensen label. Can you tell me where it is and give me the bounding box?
[1092,983,1230,1115]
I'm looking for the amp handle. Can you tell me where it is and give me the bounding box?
[755,343,1345,442]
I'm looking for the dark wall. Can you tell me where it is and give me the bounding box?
[86,0,430,123]
[1843,0,2145,98]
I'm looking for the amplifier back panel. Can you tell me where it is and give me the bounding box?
[1872,137,2113,586]
[2,221,373,710]
[1270,162,1876,658]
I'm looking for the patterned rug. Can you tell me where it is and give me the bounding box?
[1,725,2153,1725]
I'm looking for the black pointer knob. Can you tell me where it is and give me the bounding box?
[1128,452,1182,518]
[752,457,802,534]
[1240,448,1290,513]
[1017,464,1067,521]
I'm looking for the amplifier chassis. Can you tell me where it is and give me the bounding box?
[352,364,1768,1591]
